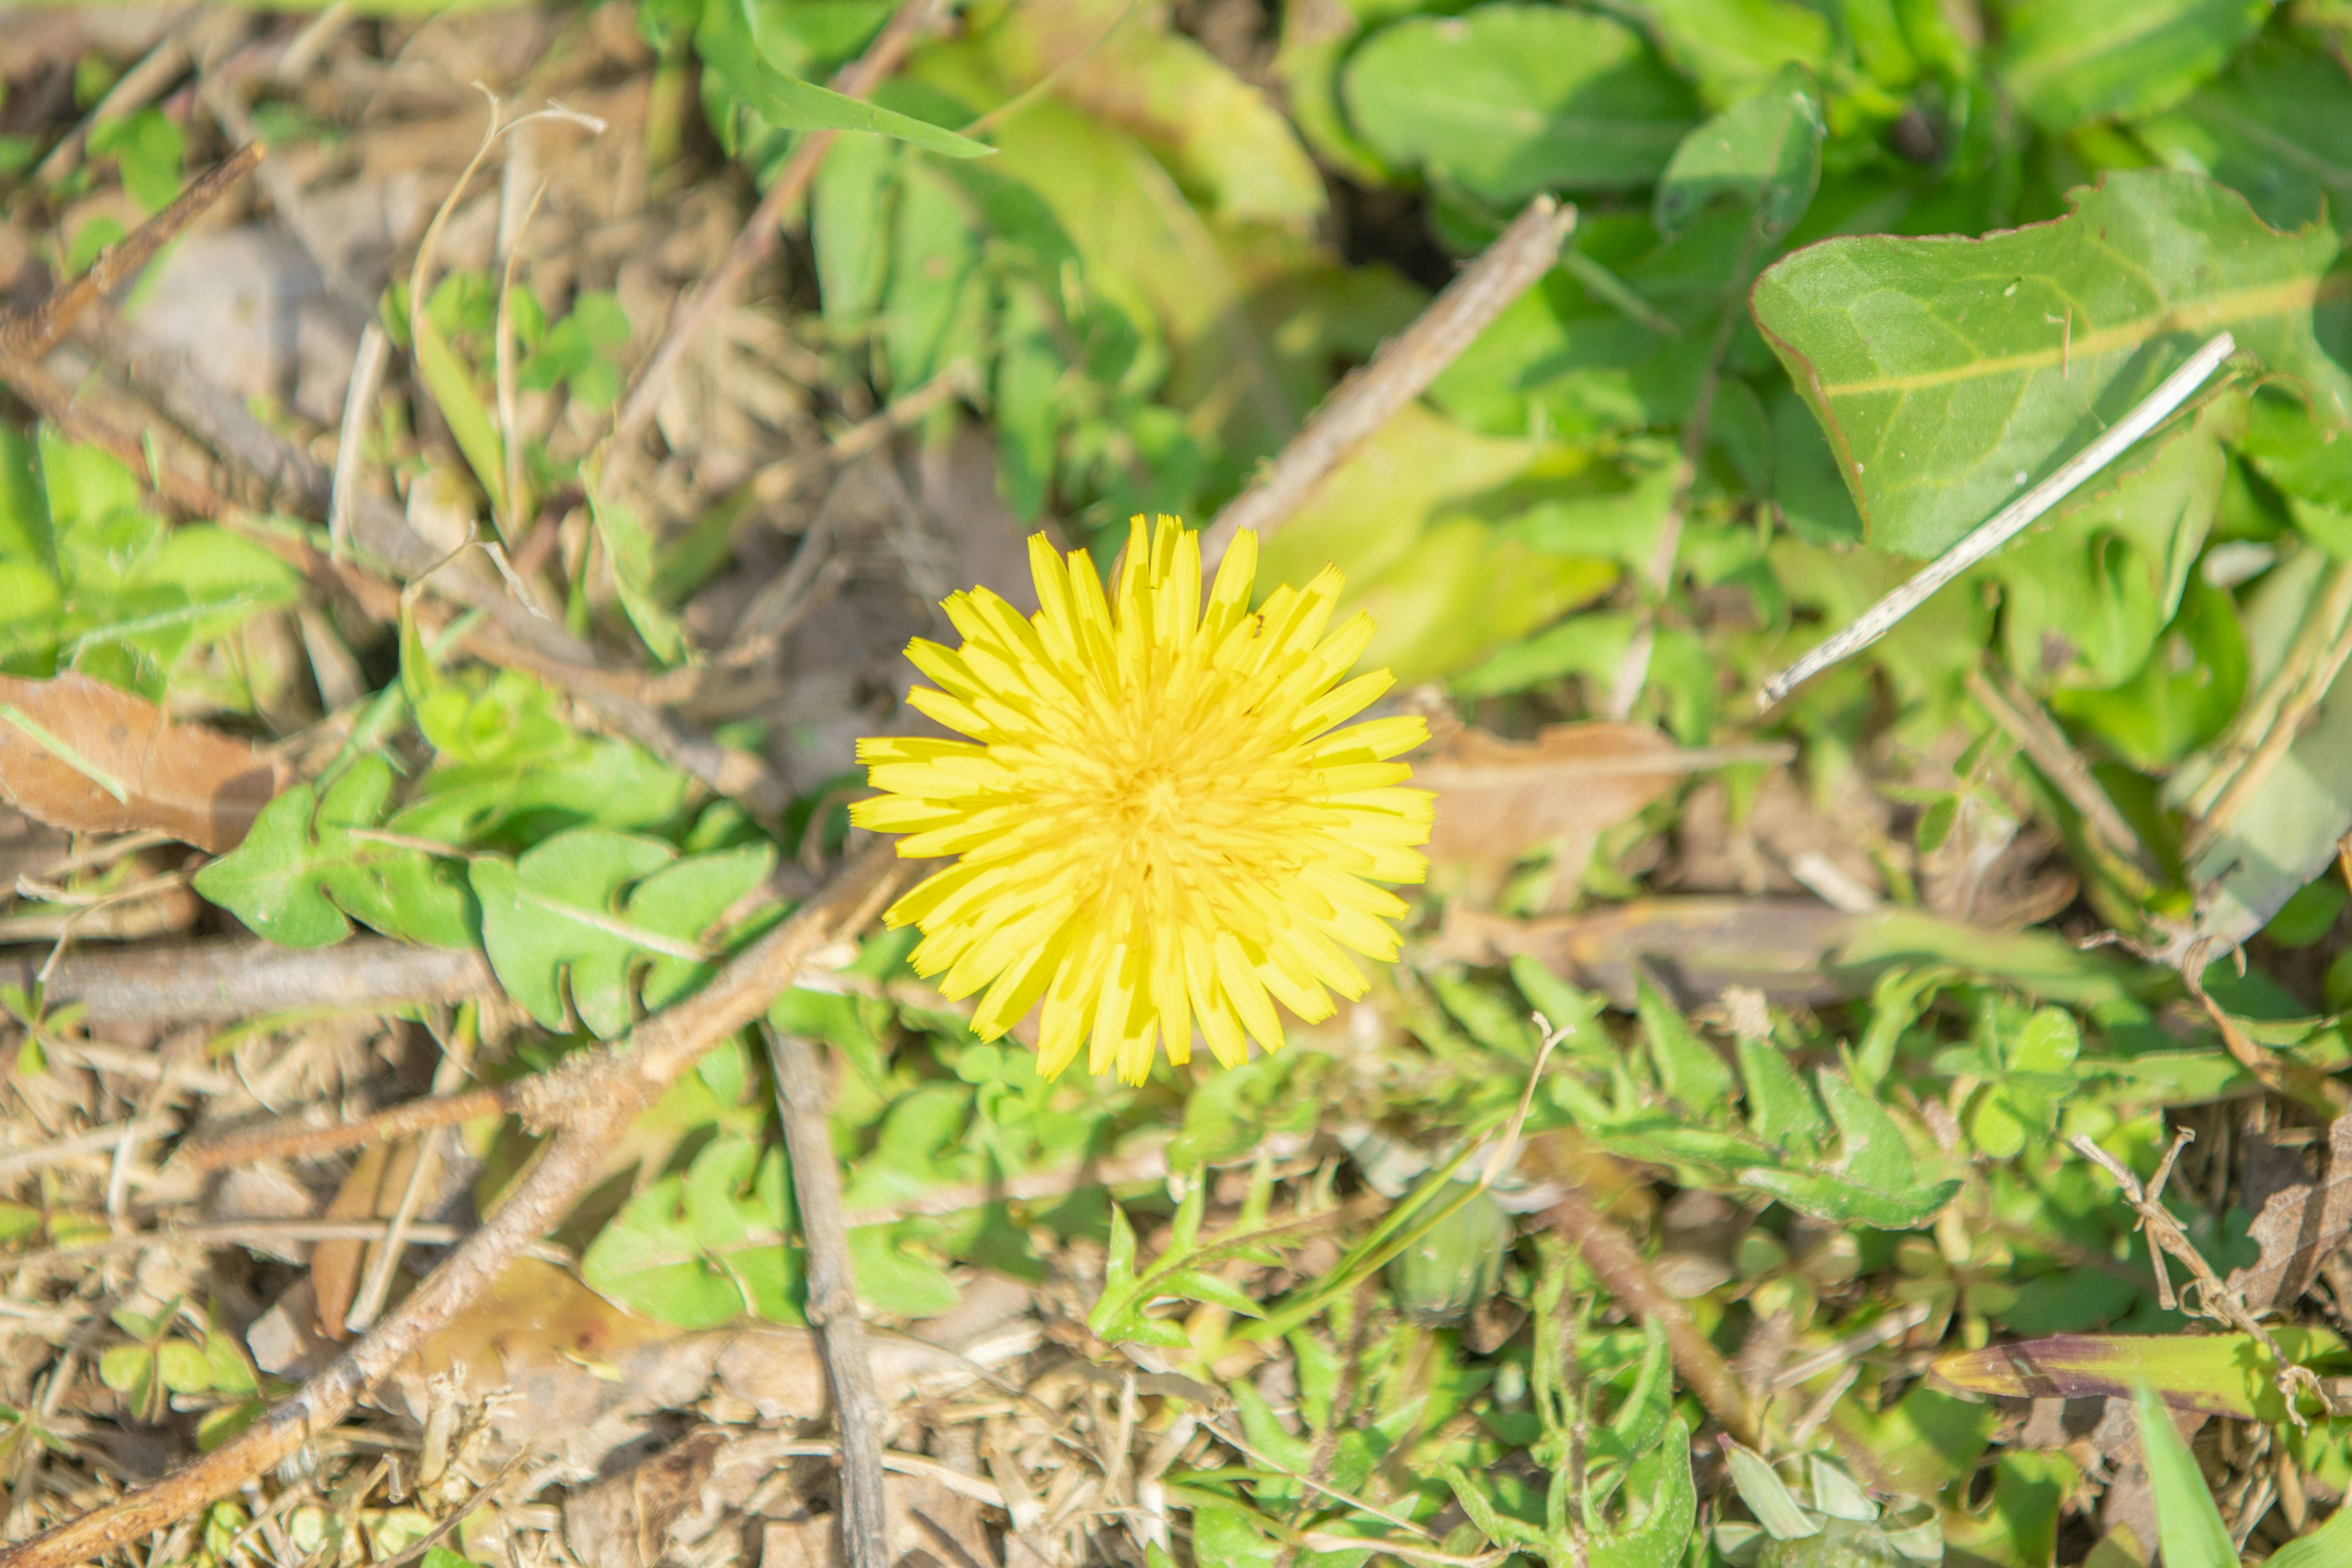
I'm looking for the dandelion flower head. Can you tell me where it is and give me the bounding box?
[849,515,1433,1084]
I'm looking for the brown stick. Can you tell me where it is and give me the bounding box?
[75,304,332,508]
[174,1087,511,1174]
[1966,665,2162,881]
[0,143,264,363]
[1198,197,1575,567]
[12,937,494,1024]
[0,842,902,1568]
[766,1026,890,1568]
[1544,1184,1759,1449]
[608,0,950,456]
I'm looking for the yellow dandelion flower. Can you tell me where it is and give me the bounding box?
[848,514,1433,1084]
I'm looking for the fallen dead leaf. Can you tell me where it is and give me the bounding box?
[2228,1112,2352,1311]
[250,1258,1040,1474]
[1421,723,1790,908]
[0,673,282,852]
[1422,722,1679,867]
[1428,896,2132,1011]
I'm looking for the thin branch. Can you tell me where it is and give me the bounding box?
[1200,198,1575,567]
[1543,1183,1758,1449]
[175,1088,509,1174]
[0,842,902,1568]
[2070,1130,2326,1417]
[0,143,265,363]
[765,1025,890,1568]
[1966,664,2160,881]
[15,937,495,1025]
[609,0,952,455]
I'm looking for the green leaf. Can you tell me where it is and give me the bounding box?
[2134,1384,2237,1568]
[1996,0,2270,132]
[845,1227,962,1318]
[1340,5,1698,203]
[697,0,990,159]
[193,756,477,949]
[582,1134,801,1327]
[1635,978,1735,1114]
[2267,1498,2352,1568]
[88,108,183,213]
[2135,36,2352,230]
[1734,1033,1824,1152]
[1608,0,1834,108]
[1989,394,2233,695]
[1740,1069,1960,1229]
[1652,63,1822,243]
[1722,1441,1820,1540]
[1752,170,2352,558]
[883,158,988,392]
[471,828,775,1037]
[1087,1204,1189,1349]
[2050,574,2247,769]
[1592,1416,1696,1568]
[812,131,899,330]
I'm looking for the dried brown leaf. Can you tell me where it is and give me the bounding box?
[0,674,281,852]
[2227,1112,2352,1311]
[253,1259,1038,1472]
[311,1140,398,1340]
[1420,722,1687,867]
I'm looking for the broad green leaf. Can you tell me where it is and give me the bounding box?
[883,158,987,392]
[983,0,1325,225]
[1996,0,2270,132]
[1607,0,1834,108]
[192,756,476,949]
[1752,170,2352,558]
[1734,1033,1824,1152]
[1189,1501,1282,1568]
[1258,404,1539,593]
[87,108,182,213]
[698,0,989,159]
[2135,37,2352,230]
[1169,1050,1320,1169]
[471,828,775,1037]
[2051,574,2248,768]
[1653,63,1822,243]
[2135,1384,2237,1568]
[1340,6,1698,203]
[1346,518,1617,684]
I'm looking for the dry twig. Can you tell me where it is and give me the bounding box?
[0,841,903,1568]
[2070,1130,2328,1418]
[1199,198,1575,567]
[609,0,954,455]
[766,1025,891,1568]
[1544,1184,1758,1448]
